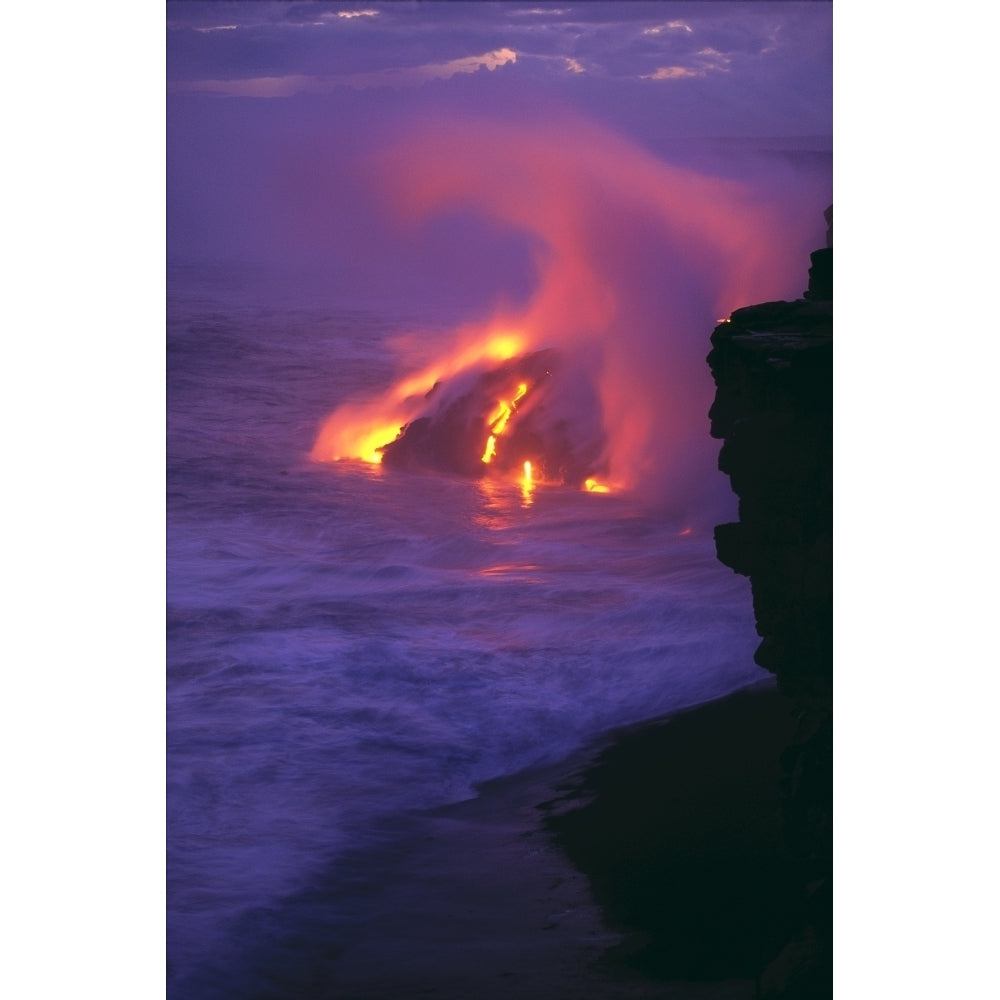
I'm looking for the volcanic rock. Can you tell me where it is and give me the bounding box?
[707,209,833,997]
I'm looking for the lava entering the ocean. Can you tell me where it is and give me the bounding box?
[309,113,825,510]
[376,347,608,489]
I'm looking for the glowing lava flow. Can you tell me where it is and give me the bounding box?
[481,381,528,464]
[310,328,528,466]
[318,342,614,493]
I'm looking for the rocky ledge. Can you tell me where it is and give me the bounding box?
[706,210,833,998]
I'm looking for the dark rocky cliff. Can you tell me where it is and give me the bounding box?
[707,208,833,998]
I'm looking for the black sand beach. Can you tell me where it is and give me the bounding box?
[246,679,804,1000]
[544,680,809,991]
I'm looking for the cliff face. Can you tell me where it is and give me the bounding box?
[708,305,832,702]
[707,213,832,998]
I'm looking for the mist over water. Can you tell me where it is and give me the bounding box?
[166,258,767,993]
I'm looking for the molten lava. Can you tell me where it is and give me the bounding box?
[374,348,608,489]
[481,382,529,464]
[309,327,532,469]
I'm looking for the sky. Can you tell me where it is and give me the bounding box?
[167,1,833,306]
[166,0,831,126]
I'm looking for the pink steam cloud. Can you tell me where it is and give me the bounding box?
[314,111,827,517]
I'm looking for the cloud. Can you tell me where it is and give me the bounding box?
[421,47,517,79]
[643,21,693,36]
[697,47,732,69]
[641,66,701,81]
[166,3,830,138]
[171,47,518,97]
[170,74,317,99]
[295,9,382,26]
[168,2,829,112]
[167,2,300,33]
[640,45,732,82]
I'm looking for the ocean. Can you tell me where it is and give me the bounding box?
[166,263,762,996]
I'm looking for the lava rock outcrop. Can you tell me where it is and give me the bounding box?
[707,207,832,998]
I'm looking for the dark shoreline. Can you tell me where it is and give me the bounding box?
[169,680,800,1000]
[321,678,801,1000]
[378,677,802,1000]
[543,679,806,990]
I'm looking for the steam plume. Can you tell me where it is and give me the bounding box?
[312,112,826,519]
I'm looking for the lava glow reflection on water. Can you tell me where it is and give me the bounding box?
[520,460,535,507]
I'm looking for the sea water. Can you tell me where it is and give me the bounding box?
[166,264,761,993]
